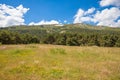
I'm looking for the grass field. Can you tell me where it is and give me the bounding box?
[0,44,120,80]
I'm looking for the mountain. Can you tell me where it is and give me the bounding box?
[0,23,120,47]
[1,23,120,36]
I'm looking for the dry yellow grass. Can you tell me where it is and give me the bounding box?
[0,44,120,80]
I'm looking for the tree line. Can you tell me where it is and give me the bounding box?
[0,30,39,44]
[0,30,120,47]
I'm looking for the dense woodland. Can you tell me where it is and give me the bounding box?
[0,24,120,47]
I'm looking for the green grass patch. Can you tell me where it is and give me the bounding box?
[0,45,120,80]
[50,48,66,55]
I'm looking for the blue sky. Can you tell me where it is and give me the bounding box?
[0,0,99,24]
[0,0,120,27]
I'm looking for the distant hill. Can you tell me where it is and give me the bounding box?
[0,23,120,47]
[0,23,120,36]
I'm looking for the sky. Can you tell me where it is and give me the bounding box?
[0,0,120,27]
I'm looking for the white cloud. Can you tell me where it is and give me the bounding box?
[74,7,120,27]
[74,9,85,23]
[74,7,95,23]
[0,4,29,27]
[100,0,120,7]
[94,7,120,27]
[85,7,95,15]
[29,20,60,25]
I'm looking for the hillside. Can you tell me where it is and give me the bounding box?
[0,24,120,47]
[1,24,120,36]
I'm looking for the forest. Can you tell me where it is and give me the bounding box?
[0,24,120,47]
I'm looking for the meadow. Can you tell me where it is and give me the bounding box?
[0,44,120,80]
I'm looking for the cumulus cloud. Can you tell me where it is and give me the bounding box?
[100,0,120,7]
[74,7,120,27]
[94,7,120,27]
[74,7,95,23]
[84,7,96,15]
[74,9,85,23]
[29,20,60,25]
[0,4,29,27]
